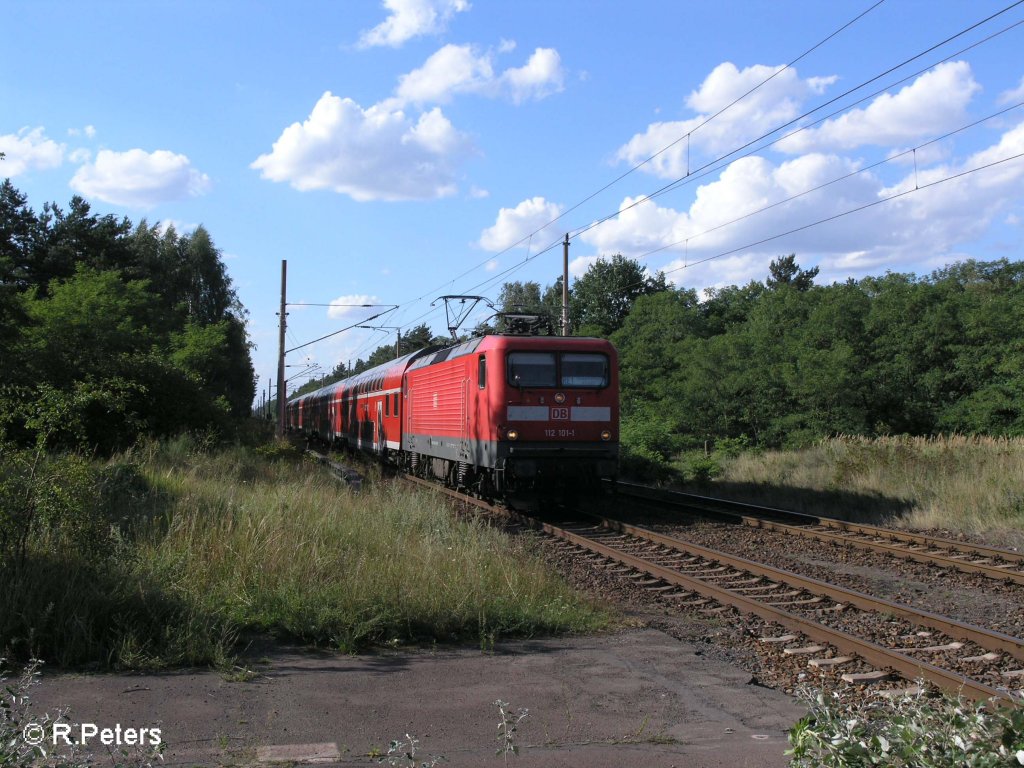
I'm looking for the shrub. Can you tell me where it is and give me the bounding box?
[620,413,681,462]
[619,444,677,483]
[787,687,1024,767]
[683,453,723,483]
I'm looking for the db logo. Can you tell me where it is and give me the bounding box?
[550,407,569,420]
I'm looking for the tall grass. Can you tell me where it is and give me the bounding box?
[140,441,603,652]
[701,435,1024,545]
[0,437,608,668]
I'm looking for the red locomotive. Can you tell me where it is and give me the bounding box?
[286,332,619,495]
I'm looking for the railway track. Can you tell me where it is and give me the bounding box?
[403,475,1024,705]
[614,481,1024,586]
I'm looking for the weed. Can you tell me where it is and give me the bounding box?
[0,658,165,768]
[495,699,529,762]
[380,734,442,767]
[787,685,1024,767]
[221,665,260,683]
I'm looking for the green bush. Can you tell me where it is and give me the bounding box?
[788,687,1024,767]
[619,444,677,482]
[683,453,723,483]
[620,412,681,462]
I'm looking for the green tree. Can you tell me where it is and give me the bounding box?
[570,254,667,337]
[0,183,256,448]
[701,281,765,334]
[30,196,133,295]
[21,266,162,382]
[766,253,819,291]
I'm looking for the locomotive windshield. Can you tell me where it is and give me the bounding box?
[506,351,610,388]
[561,353,609,387]
[507,352,556,387]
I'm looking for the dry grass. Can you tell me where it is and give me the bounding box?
[136,441,608,654]
[700,435,1024,547]
[1,438,609,668]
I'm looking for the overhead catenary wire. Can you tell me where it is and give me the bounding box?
[441,13,1024,307]
[286,1,1024,361]
[391,0,891,314]
[632,101,1024,264]
[614,150,1024,295]
[642,16,1024,207]
[568,10,1024,246]
[395,0,1022,322]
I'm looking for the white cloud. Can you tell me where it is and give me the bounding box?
[69,148,211,207]
[886,141,950,167]
[251,91,472,201]
[585,119,1024,289]
[358,0,469,48]
[0,127,64,176]
[478,196,564,251]
[568,254,599,278]
[156,219,198,236]
[395,43,495,104]
[500,48,564,104]
[68,148,92,164]
[778,62,980,154]
[616,62,835,178]
[584,152,876,266]
[67,125,97,139]
[256,39,564,202]
[485,258,498,271]
[327,294,383,320]
[393,44,564,106]
[999,75,1024,105]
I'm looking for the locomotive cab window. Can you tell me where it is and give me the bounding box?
[478,356,486,389]
[560,353,609,387]
[507,352,556,388]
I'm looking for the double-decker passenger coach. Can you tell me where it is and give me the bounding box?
[287,328,619,498]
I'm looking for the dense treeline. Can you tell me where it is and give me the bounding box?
[501,253,1024,457]
[0,180,255,452]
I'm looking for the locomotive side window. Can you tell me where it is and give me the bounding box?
[507,352,556,387]
[478,356,486,389]
[560,353,609,387]
[392,393,398,414]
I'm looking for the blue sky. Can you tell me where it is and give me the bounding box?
[3,0,1024,400]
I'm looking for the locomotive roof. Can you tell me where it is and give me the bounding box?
[287,334,614,405]
[406,333,614,372]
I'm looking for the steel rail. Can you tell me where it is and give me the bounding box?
[584,514,1024,663]
[401,476,1017,703]
[541,520,1011,703]
[615,481,1024,585]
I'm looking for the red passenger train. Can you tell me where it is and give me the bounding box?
[286,334,619,495]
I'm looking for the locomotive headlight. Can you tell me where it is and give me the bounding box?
[507,429,519,441]
[554,392,566,404]
[600,430,612,441]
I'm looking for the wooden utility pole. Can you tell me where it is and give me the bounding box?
[562,233,570,336]
[276,259,287,437]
